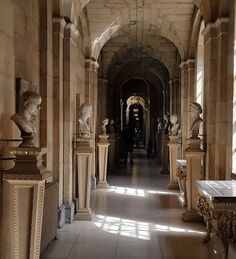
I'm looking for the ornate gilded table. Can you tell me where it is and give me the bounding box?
[176,159,187,206]
[196,180,236,259]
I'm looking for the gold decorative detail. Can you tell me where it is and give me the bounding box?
[197,194,236,258]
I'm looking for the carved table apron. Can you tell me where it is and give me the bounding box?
[196,180,236,259]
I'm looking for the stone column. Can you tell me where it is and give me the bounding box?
[180,60,196,157]
[74,138,93,221]
[97,135,110,189]
[98,77,108,126]
[85,59,99,190]
[180,61,188,158]
[63,23,78,222]
[182,139,205,222]
[2,147,52,259]
[203,18,231,180]
[168,136,181,189]
[169,80,174,115]
[52,17,66,227]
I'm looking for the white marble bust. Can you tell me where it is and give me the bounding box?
[189,102,203,139]
[101,118,109,135]
[170,114,180,136]
[11,90,42,136]
[163,113,171,135]
[107,118,115,135]
[78,103,93,138]
[157,117,163,134]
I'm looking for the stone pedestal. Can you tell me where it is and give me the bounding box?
[108,136,115,171]
[97,135,110,189]
[182,139,205,222]
[74,138,93,221]
[156,133,162,165]
[168,136,180,189]
[160,135,169,174]
[2,147,52,259]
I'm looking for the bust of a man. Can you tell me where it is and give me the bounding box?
[11,90,42,136]
[157,117,163,135]
[107,118,115,135]
[170,114,179,136]
[163,113,172,135]
[78,103,93,138]
[101,118,109,135]
[189,102,203,139]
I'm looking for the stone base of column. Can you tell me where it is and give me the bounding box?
[91,175,97,190]
[74,208,93,221]
[97,181,109,189]
[182,209,203,222]
[167,182,179,190]
[58,205,66,228]
[65,202,75,223]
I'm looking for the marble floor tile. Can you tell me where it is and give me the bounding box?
[41,150,223,259]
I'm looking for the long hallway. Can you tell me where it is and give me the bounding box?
[41,150,222,259]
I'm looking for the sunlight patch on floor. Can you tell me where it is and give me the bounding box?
[108,186,178,197]
[93,214,205,241]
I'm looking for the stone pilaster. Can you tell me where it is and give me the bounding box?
[202,18,230,180]
[52,17,66,227]
[180,61,188,157]
[85,59,99,189]
[63,23,78,222]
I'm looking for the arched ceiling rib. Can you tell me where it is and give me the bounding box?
[56,0,225,60]
[101,35,178,78]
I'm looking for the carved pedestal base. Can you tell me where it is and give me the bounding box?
[182,209,203,222]
[183,139,204,221]
[74,138,93,221]
[160,135,169,174]
[97,135,110,189]
[2,147,51,259]
[74,208,93,221]
[168,136,180,190]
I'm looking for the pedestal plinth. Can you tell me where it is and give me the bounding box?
[108,137,115,171]
[97,135,110,189]
[160,135,169,174]
[74,138,93,221]
[2,147,51,259]
[182,139,205,222]
[168,136,180,189]
[156,133,162,165]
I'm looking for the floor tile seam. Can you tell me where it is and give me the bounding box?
[65,230,83,258]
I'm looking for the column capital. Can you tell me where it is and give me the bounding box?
[202,17,229,42]
[64,22,80,45]
[85,58,99,73]
[53,17,67,34]
[180,59,195,70]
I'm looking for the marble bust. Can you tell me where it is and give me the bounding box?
[101,118,109,135]
[107,118,115,135]
[11,90,42,136]
[157,117,163,135]
[189,102,203,139]
[78,103,93,138]
[163,113,172,135]
[170,114,180,136]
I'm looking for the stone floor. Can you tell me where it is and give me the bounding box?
[41,149,223,259]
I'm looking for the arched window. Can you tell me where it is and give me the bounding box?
[195,20,205,106]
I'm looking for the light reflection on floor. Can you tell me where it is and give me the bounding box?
[108,185,178,197]
[93,214,205,241]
